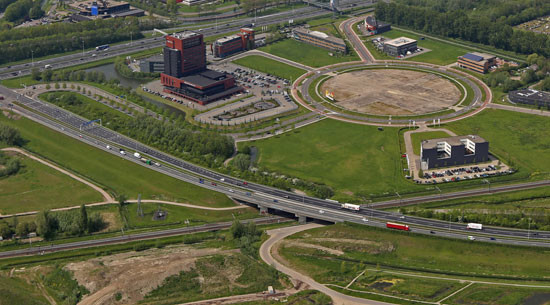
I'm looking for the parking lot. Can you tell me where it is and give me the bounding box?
[194,63,297,125]
[418,160,512,184]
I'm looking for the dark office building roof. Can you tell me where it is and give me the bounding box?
[463,53,484,62]
[200,70,226,80]
[422,135,486,150]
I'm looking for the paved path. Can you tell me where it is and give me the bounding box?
[260,224,395,305]
[1,147,113,203]
[488,103,550,117]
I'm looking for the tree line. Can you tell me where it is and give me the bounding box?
[0,17,169,64]
[0,205,105,240]
[114,56,160,80]
[43,92,235,164]
[375,2,550,57]
[3,0,44,23]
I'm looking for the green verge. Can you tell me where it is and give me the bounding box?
[446,283,550,305]
[232,55,307,81]
[259,39,359,68]
[0,152,103,214]
[0,112,235,208]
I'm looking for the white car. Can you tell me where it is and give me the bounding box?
[220,178,225,182]
[319,210,325,214]
[119,150,126,155]
[228,189,234,193]
[468,236,476,241]
[106,145,111,150]
[362,217,368,222]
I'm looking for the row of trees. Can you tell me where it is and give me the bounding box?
[375,2,550,57]
[0,16,171,64]
[114,57,160,80]
[43,92,235,163]
[0,205,105,240]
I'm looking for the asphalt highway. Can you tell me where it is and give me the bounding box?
[0,87,549,246]
[0,1,374,81]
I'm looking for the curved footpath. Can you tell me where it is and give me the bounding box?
[260,224,394,305]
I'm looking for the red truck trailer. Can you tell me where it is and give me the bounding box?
[386,222,410,231]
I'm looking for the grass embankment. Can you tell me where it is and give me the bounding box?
[0,112,234,208]
[259,39,359,68]
[232,55,306,81]
[0,152,102,214]
[279,223,550,304]
[409,131,450,156]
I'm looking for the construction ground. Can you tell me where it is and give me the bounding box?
[320,69,461,116]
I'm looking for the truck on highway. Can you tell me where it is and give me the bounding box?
[386,222,410,231]
[341,203,360,211]
[134,152,141,159]
[467,223,483,230]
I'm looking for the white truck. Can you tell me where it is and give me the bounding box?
[467,223,483,230]
[133,152,141,159]
[44,64,52,69]
[341,203,360,211]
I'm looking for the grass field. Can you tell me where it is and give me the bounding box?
[282,223,550,279]
[242,119,410,199]
[381,29,471,65]
[446,109,550,178]
[0,152,103,214]
[409,131,450,156]
[259,39,359,68]
[447,284,550,305]
[232,55,307,81]
[0,273,50,305]
[278,223,550,303]
[122,202,261,229]
[0,113,234,208]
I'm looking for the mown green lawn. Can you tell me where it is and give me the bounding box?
[0,153,103,214]
[447,284,550,305]
[410,131,450,156]
[233,55,306,81]
[446,108,550,177]
[243,119,410,199]
[259,39,359,68]
[0,113,235,208]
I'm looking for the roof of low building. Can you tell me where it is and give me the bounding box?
[422,135,487,149]
[384,36,416,47]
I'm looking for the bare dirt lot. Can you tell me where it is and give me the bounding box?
[66,245,239,305]
[321,69,461,116]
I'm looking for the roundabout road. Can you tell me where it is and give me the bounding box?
[290,15,493,127]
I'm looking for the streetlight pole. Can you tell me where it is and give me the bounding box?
[82,40,85,56]
[528,217,531,240]
[31,50,34,67]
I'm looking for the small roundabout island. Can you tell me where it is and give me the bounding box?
[296,62,489,126]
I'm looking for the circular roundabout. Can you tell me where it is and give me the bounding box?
[297,63,489,126]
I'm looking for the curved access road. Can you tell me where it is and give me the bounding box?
[260,224,395,305]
